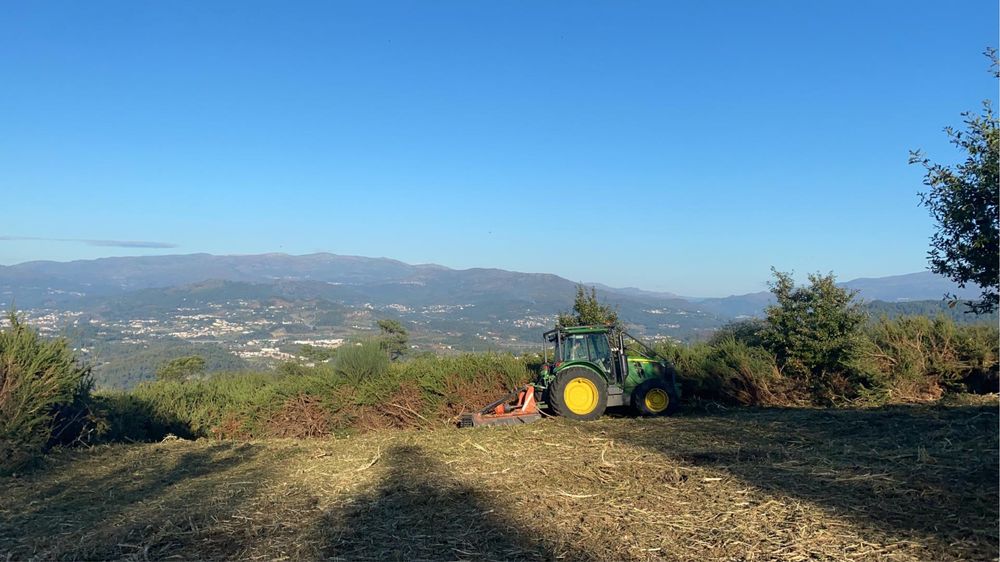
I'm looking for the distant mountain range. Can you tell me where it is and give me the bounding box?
[0,252,981,315]
[2,253,989,389]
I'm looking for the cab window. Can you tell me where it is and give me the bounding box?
[589,333,610,362]
[562,333,611,366]
[565,335,588,361]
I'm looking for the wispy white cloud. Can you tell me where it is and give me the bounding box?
[0,236,177,249]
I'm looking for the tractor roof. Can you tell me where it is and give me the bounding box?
[544,325,615,338]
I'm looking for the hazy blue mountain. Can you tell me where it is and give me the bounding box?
[587,283,687,301]
[0,252,983,319]
[0,253,426,292]
[841,271,982,302]
[685,271,983,318]
[688,291,775,318]
[6,253,992,390]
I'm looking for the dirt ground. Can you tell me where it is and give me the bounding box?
[2,400,997,561]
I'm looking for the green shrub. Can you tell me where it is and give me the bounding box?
[334,340,390,384]
[0,314,92,473]
[155,355,206,382]
[858,315,999,401]
[702,337,787,405]
[90,391,189,442]
[761,270,869,403]
[657,339,787,406]
[655,340,713,399]
[95,351,533,440]
[407,352,528,395]
[709,319,766,348]
[396,352,531,420]
[124,370,338,438]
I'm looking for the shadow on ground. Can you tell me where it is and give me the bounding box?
[609,404,999,558]
[317,444,607,562]
[0,441,270,560]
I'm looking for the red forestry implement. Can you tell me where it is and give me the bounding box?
[459,384,541,428]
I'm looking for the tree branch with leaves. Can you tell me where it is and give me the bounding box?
[910,47,999,314]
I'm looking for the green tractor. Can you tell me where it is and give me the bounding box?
[460,325,680,427]
[539,325,680,420]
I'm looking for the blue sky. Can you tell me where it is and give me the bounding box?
[1,1,996,296]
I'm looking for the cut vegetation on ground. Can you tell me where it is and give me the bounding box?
[2,400,996,562]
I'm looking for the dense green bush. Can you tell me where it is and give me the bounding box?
[7,309,993,455]
[0,314,92,473]
[858,315,999,400]
[701,337,786,405]
[120,370,338,439]
[708,319,766,348]
[661,313,998,407]
[155,355,206,382]
[89,392,188,442]
[657,339,788,406]
[94,351,532,440]
[404,352,528,398]
[334,340,390,384]
[761,270,869,402]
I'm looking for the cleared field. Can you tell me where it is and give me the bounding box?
[2,401,997,561]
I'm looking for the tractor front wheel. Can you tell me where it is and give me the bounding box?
[632,379,679,416]
[549,367,607,421]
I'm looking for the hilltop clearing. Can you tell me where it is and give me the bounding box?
[2,401,996,561]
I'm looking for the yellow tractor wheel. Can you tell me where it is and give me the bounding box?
[549,367,608,421]
[632,379,678,416]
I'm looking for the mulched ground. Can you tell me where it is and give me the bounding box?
[2,399,996,561]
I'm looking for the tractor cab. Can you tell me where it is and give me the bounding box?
[548,327,616,380]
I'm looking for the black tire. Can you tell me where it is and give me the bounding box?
[631,378,679,417]
[549,367,608,421]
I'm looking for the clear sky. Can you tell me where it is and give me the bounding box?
[1,1,996,296]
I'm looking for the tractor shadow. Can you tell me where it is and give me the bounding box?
[609,404,999,557]
[317,444,607,562]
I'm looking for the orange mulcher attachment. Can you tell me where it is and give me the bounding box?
[459,384,542,428]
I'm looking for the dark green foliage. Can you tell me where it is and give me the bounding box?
[859,315,999,399]
[124,370,339,438]
[91,352,531,440]
[408,352,528,399]
[761,270,869,402]
[700,337,784,405]
[708,319,766,347]
[156,355,206,382]
[663,269,996,406]
[865,299,999,324]
[660,312,997,406]
[299,344,338,362]
[910,48,999,314]
[90,340,249,390]
[313,310,345,327]
[89,391,192,442]
[656,339,784,406]
[557,285,619,327]
[377,319,409,360]
[334,340,390,384]
[0,313,92,473]
[278,360,333,377]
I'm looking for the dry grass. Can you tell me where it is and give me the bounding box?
[1,398,997,561]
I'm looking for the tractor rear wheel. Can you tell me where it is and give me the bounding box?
[631,379,679,416]
[549,367,607,421]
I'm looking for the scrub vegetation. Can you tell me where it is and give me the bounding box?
[657,272,998,408]
[1,273,997,560]
[2,271,997,473]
